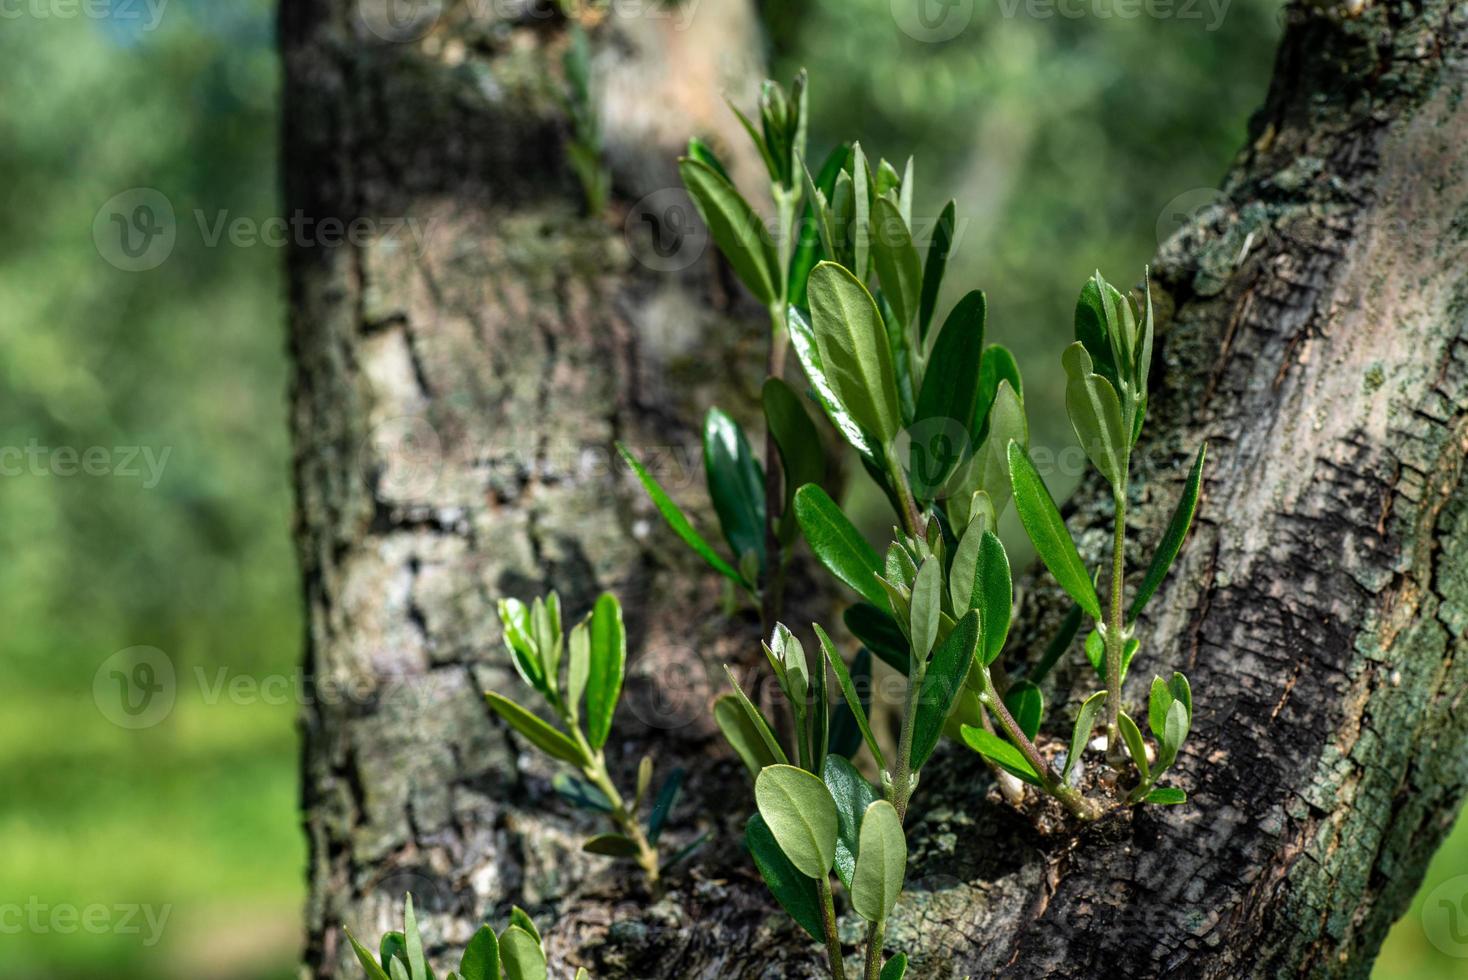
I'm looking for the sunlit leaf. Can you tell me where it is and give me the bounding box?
[616,442,749,589]
[679,157,778,305]
[871,197,922,330]
[484,692,589,767]
[823,754,878,890]
[586,592,626,750]
[808,261,901,446]
[1063,690,1108,783]
[795,484,887,610]
[959,725,1041,786]
[851,800,906,922]
[1008,442,1101,619]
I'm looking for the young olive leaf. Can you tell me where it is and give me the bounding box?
[484,692,590,767]
[830,170,855,267]
[727,99,778,179]
[1129,443,1207,621]
[762,378,826,544]
[582,833,641,858]
[746,814,824,941]
[909,556,942,660]
[910,610,980,769]
[459,925,500,980]
[899,156,914,225]
[1159,699,1190,771]
[1083,629,1140,685]
[773,623,810,708]
[828,646,875,761]
[973,530,1012,666]
[798,158,836,286]
[810,629,830,770]
[388,959,409,980]
[975,344,1024,443]
[498,598,547,697]
[507,907,541,945]
[1146,786,1188,805]
[678,158,778,305]
[1118,710,1150,784]
[716,695,780,777]
[851,800,907,923]
[1064,690,1108,782]
[1062,342,1129,489]
[949,516,984,615]
[808,261,903,446]
[851,144,871,277]
[959,725,1041,786]
[402,896,428,980]
[567,621,590,721]
[723,665,790,766]
[794,484,888,610]
[788,306,878,459]
[345,929,392,980]
[704,407,767,575]
[616,442,750,590]
[1003,680,1044,742]
[885,541,918,587]
[686,136,732,183]
[876,574,911,633]
[1008,441,1102,619]
[647,767,684,844]
[917,201,956,343]
[1074,275,1122,393]
[877,290,917,425]
[875,158,902,199]
[1135,270,1155,405]
[586,592,626,750]
[1148,676,1176,746]
[871,196,922,330]
[755,764,840,878]
[1170,672,1193,720]
[380,932,407,976]
[843,603,911,677]
[949,380,1026,529]
[531,595,562,690]
[552,771,614,813]
[823,753,879,890]
[916,290,985,440]
[662,829,710,873]
[498,925,546,980]
[880,952,909,980]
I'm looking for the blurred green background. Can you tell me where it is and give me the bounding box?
[0,1,1460,977]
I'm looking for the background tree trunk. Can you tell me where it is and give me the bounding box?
[286,2,1468,977]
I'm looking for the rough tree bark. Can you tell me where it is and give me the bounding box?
[285,2,1468,978]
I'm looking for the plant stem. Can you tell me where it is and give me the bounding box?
[889,659,927,821]
[884,449,922,539]
[978,665,1100,821]
[1104,487,1128,770]
[571,728,661,891]
[760,305,790,640]
[816,873,848,980]
[863,920,886,980]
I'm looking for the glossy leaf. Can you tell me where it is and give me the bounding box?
[380,932,407,975]
[788,306,877,458]
[762,378,826,543]
[722,665,790,766]
[1064,690,1108,782]
[1008,442,1101,619]
[345,929,391,980]
[586,592,625,750]
[1003,680,1044,742]
[1074,275,1122,393]
[1148,676,1175,746]
[685,136,731,183]
[842,603,911,677]
[716,694,781,777]
[498,598,547,696]
[755,764,839,878]
[1170,672,1193,719]
[484,692,589,767]
[916,290,985,439]
[871,197,922,329]
[1063,342,1128,489]
[582,833,641,858]
[616,442,748,589]
[1118,711,1150,783]
[507,907,540,944]
[1083,629,1139,685]
[880,952,910,980]
[851,800,906,922]
[647,767,684,844]
[567,621,590,720]
[459,926,499,980]
[909,556,942,660]
[972,531,1012,666]
[678,157,778,305]
[704,407,767,573]
[746,814,824,941]
[1129,443,1207,621]
[959,725,1041,786]
[794,484,888,610]
[1146,787,1188,805]
[403,897,427,980]
[918,200,956,342]
[498,925,546,980]
[823,754,879,890]
[975,344,1023,443]
[1159,699,1190,771]
[910,611,980,769]
[808,261,902,446]
[389,959,409,980]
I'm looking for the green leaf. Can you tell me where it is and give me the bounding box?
[1008,442,1101,619]
[459,925,499,980]
[1170,672,1193,720]
[975,344,1023,441]
[647,767,684,844]
[850,144,871,277]
[1129,443,1207,621]
[723,666,790,767]
[828,647,874,760]
[678,157,778,305]
[345,929,392,980]
[871,197,922,330]
[843,606,909,679]
[552,771,613,813]
[1063,343,1129,489]
[973,531,1012,666]
[582,833,641,858]
[808,261,902,446]
[910,611,980,770]
[1148,676,1175,746]
[390,958,410,980]
[949,515,984,615]
[851,800,907,922]
[916,290,985,438]
[380,932,407,974]
[958,725,1041,786]
[484,692,589,767]
[817,626,887,769]
[685,136,731,183]
[508,907,540,945]
[908,556,942,660]
[1118,711,1150,783]
[790,144,850,307]
[704,407,767,574]
[716,694,781,777]
[498,925,546,980]
[946,379,1025,531]
[1159,700,1190,771]
[822,754,879,890]
[746,814,824,941]
[662,829,710,872]
[762,378,826,544]
[1083,629,1139,685]
[788,305,877,458]
[498,598,547,696]
[1145,786,1188,805]
[880,952,909,980]
[566,621,590,720]
[794,484,888,610]
[1074,275,1121,393]
[1003,681,1044,742]
[755,764,839,878]
[616,442,749,589]
[585,593,625,750]
[1064,690,1108,782]
[918,200,956,343]
[403,896,428,980]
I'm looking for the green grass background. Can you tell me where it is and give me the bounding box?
[0,1,1460,976]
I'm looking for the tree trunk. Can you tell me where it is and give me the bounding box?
[285,2,1468,978]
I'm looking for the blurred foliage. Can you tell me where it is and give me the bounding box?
[0,0,1458,977]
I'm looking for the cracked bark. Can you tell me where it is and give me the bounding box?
[286,2,1468,978]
